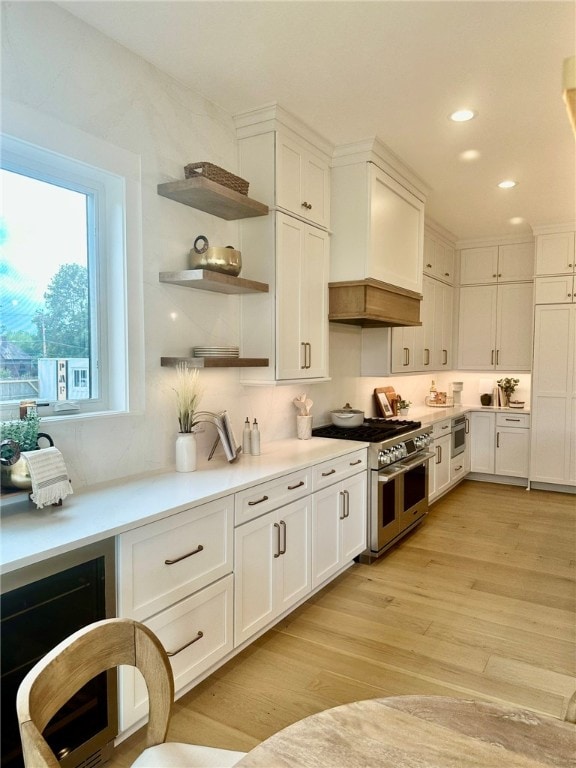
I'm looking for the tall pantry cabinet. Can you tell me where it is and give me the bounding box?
[530,226,576,487]
[234,105,332,383]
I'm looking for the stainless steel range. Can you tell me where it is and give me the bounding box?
[312,418,434,562]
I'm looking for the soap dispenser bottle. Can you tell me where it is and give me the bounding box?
[242,417,251,455]
[250,418,260,456]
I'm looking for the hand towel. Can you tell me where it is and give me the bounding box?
[21,447,73,508]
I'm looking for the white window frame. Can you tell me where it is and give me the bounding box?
[0,101,144,421]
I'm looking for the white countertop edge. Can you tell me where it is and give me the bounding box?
[0,438,368,575]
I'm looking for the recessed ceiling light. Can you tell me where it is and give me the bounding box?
[459,149,481,161]
[509,217,525,225]
[498,180,518,189]
[449,109,477,122]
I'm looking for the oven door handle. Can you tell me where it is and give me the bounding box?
[377,451,435,484]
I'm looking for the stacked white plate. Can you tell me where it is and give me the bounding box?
[193,346,239,358]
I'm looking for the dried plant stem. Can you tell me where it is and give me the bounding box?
[173,364,203,433]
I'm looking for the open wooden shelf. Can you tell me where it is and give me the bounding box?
[157,177,269,220]
[161,357,269,369]
[159,270,268,294]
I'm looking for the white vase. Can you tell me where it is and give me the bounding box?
[175,432,197,472]
[296,415,313,440]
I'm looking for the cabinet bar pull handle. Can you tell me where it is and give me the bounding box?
[491,350,495,365]
[167,631,203,656]
[300,342,307,369]
[307,342,312,369]
[496,350,500,365]
[403,347,409,366]
[349,459,362,466]
[505,418,521,422]
[465,417,469,434]
[436,446,441,464]
[322,468,336,477]
[455,465,462,471]
[248,495,269,506]
[425,348,430,366]
[441,425,449,430]
[443,349,448,365]
[497,432,500,448]
[273,522,281,558]
[287,481,304,490]
[344,489,350,518]
[339,491,346,519]
[165,545,203,565]
[279,520,287,555]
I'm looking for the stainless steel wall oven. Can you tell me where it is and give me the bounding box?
[1,539,117,768]
[451,415,468,458]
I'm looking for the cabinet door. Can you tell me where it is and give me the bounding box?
[530,304,576,484]
[534,275,575,304]
[420,276,435,370]
[391,325,418,372]
[312,484,341,587]
[460,247,499,285]
[495,428,529,477]
[443,244,455,284]
[301,225,329,378]
[433,281,453,369]
[340,472,367,563]
[276,134,329,228]
[470,412,495,473]
[368,165,424,295]
[276,214,329,380]
[498,243,534,282]
[536,232,575,275]
[495,282,533,370]
[234,512,276,645]
[458,285,498,369]
[276,498,312,615]
[432,434,451,496]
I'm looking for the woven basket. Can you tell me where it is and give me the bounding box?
[184,162,249,195]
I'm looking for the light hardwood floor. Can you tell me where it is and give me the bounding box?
[111,480,576,765]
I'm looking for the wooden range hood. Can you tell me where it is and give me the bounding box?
[328,278,422,328]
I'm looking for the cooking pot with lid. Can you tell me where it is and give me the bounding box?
[330,403,365,428]
[189,235,242,276]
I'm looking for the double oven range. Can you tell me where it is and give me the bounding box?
[312,419,434,563]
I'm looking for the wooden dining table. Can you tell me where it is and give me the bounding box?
[235,695,575,767]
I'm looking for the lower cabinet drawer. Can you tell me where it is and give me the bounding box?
[496,412,530,429]
[234,468,311,525]
[117,496,233,621]
[119,574,234,731]
[312,449,367,491]
[450,454,467,482]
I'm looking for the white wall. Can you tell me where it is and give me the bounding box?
[1,2,531,488]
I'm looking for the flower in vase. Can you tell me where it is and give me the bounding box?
[172,364,203,433]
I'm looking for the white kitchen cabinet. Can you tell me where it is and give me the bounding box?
[495,413,530,478]
[530,304,576,486]
[458,282,533,370]
[311,451,367,587]
[276,213,329,379]
[470,411,530,479]
[460,242,534,285]
[234,496,312,646]
[534,275,576,304]
[390,276,453,373]
[331,152,426,296]
[470,411,496,474]
[236,107,331,384]
[116,496,234,729]
[276,132,330,228]
[424,229,455,284]
[450,444,470,485]
[429,418,452,501]
[535,231,575,275]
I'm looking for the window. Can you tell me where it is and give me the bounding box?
[0,125,143,418]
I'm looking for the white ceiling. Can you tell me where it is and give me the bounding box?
[58,0,575,241]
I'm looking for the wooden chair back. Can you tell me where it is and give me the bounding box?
[16,618,174,768]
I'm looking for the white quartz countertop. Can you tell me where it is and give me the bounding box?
[0,437,367,575]
[409,403,530,427]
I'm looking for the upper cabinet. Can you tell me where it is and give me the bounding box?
[276,134,330,228]
[424,223,456,285]
[330,142,428,296]
[460,242,534,285]
[535,230,575,276]
[235,104,332,230]
[234,105,332,384]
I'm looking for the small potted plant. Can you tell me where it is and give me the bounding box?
[0,413,53,489]
[397,399,412,417]
[497,377,519,407]
[172,363,203,472]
